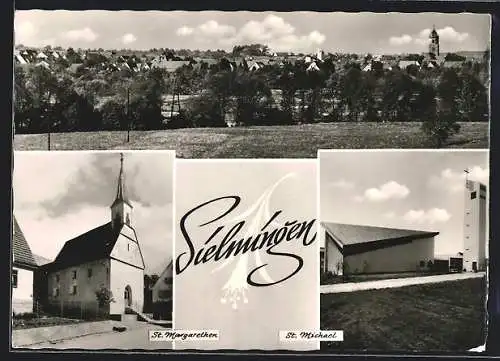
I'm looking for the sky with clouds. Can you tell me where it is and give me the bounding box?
[14,11,490,54]
[319,150,489,258]
[13,151,174,275]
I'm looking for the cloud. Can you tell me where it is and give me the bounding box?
[327,179,355,190]
[121,33,137,45]
[198,20,236,37]
[176,26,194,36]
[383,211,396,219]
[429,166,489,193]
[391,26,470,48]
[63,27,98,42]
[389,34,413,46]
[14,152,91,211]
[440,26,469,42]
[356,181,410,202]
[178,15,325,53]
[403,208,452,224]
[14,20,36,44]
[415,26,469,46]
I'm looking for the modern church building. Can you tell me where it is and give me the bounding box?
[321,222,439,275]
[463,179,487,272]
[321,175,488,276]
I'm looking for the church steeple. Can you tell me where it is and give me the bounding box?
[429,25,440,58]
[111,153,133,230]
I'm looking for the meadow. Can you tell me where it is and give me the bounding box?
[14,122,488,158]
[320,277,486,352]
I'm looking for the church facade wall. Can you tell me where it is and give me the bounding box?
[46,259,110,319]
[344,236,435,274]
[109,259,144,315]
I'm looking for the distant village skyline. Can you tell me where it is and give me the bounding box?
[14,11,490,54]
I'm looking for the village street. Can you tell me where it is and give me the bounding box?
[320,272,486,294]
[26,322,172,350]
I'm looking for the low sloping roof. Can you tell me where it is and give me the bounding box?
[13,217,37,269]
[33,254,53,266]
[322,222,439,256]
[45,222,117,271]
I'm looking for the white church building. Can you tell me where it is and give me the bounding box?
[39,153,145,320]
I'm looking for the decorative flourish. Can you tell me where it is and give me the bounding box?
[215,173,297,309]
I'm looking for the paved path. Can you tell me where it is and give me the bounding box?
[321,272,486,294]
[27,322,172,350]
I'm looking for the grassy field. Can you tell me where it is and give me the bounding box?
[13,315,85,330]
[320,277,486,352]
[14,122,488,158]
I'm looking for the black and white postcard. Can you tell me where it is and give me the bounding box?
[11,150,174,350]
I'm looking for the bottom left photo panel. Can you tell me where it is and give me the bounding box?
[11,150,175,350]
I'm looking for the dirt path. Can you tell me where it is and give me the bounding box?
[320,272,486,294]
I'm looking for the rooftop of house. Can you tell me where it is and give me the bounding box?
[13,217,38,269]
[43,222,139,272]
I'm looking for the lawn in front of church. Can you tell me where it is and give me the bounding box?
[320,277,486,352]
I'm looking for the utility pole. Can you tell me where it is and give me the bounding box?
[170,76,176,119]
[126,87,130,142]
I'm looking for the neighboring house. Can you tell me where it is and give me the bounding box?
[322,222,438,275]
[35,61,50,70]
[40,154,145,321]
[398,60,421,70]
[152,260,173,320]
[248,61,264,72]
[14,53,28,65]
[151,56,190,72]
[306,61,320,72]
[36,51,48,60]
[12,217,48,314]
[441,60,464,69]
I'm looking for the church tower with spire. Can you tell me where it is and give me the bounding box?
[111,153,133,230]
[429,25,440,58]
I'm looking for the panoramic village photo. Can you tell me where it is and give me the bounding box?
[13,11,490,157]
[11,151,175,350]
[318,150,489,352]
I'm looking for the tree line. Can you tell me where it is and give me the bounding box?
[14,54,488,146]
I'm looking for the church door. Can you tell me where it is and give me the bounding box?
[124,285,132,309]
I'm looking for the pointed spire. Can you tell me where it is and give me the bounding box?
[112,153,132,208]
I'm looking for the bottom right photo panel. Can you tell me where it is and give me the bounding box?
[318,149,488,353]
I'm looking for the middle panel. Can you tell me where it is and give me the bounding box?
[173,159,319,350]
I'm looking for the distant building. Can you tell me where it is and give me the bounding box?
[12,217,49,314]
[463,179,487,272]
[152,260,173,320]
[429,25,440,58]
[322,222,438,275]
[40,154,145,320]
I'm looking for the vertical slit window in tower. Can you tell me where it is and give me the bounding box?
[471,191,477,200]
